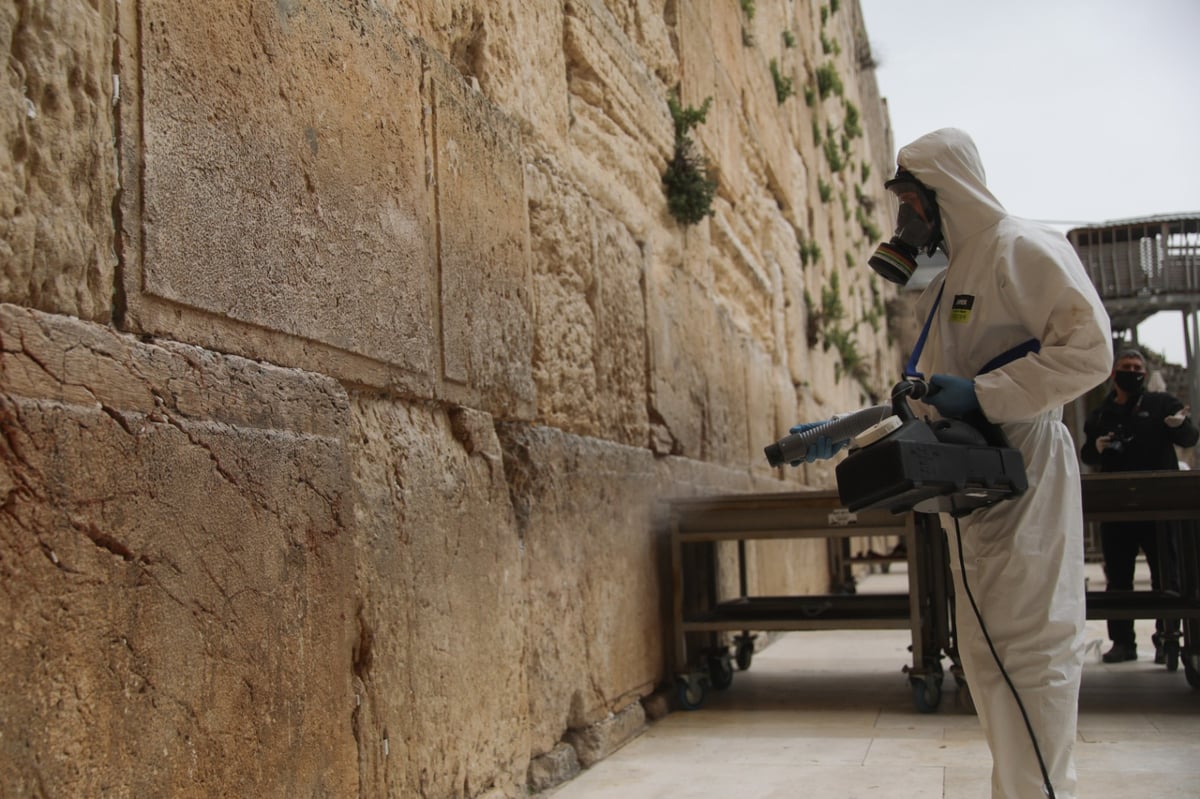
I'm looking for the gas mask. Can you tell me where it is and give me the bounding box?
[868,170,944,285]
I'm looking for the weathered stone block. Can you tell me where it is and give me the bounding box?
[430,52,536,418]
[563,701,646,768]
[527,742,581,793]
[499,423,662,755]
[527,160,648,446]
[0,1,117,321]
[645,257,755,462]
[0,304,357,797]
[349,397,530,798]
[592,207,650,446]
[127,1,438,395]
[528,162,599,433]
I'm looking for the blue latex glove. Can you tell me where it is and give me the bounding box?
[788,421,849,464]
[923,374,980,418]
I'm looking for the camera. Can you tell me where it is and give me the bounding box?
[1106,430,1135,454]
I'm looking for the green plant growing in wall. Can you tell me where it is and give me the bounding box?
[740,0,756,44]
[770,59,794,104]
[816,63,843,99]
[803,289,819,346]
[663,91,717,226]
[855,282,885,338]
[855,185,881,239]
[844,101,862,139]
[827,327,865,382]
[805,266,872,386]
[860,161,871,183]
[830,0,840,14]
[803,85,815,107]
[821,270,845,324]
[811,116,822,145]
[820,5,829,25]
[782,29,796,48]
[799,238,822,267]
[823,137,844,173]
[818,177,832,203]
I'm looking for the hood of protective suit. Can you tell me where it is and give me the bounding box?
[896,128,1006,256]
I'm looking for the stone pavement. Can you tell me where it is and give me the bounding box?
[543,563,1200,798]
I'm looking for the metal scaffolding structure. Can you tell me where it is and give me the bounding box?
[1069,213,1200,415]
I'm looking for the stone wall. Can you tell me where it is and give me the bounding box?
[1,1,902,796]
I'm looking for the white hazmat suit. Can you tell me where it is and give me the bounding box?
[901,129,1112,799]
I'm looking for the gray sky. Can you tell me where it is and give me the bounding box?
[859,0,1200,362]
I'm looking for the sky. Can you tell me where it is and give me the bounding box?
[858,0,1200,364]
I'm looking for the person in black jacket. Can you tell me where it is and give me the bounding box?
[1081,348,1199,663]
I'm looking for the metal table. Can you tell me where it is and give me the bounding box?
[668,472,1200,715]
[1081,470,1200,683]
[668,490,951,711]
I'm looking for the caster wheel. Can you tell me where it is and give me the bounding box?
[677,674,707,710]
[1165,640,1180,673]
[707,655,734,691]
[911,676,941,713]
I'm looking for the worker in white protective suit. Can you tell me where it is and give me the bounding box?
[796,128,1113,798]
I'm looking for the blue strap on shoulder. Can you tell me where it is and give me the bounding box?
[904,283,944,380]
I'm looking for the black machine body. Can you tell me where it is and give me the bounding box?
[833,379,1028,517]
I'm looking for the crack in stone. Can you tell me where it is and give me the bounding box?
[73,518,137,562]
[99,402,137,435]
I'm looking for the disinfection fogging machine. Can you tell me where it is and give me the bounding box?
[764,379,1028,518]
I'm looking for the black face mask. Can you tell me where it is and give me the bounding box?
[1114,370,1146,394]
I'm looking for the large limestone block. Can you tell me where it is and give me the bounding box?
[1,1,117,321]
[527,159,648,447]
[121,1,535,415]
[591,208,650,446]
[645,261,707,457]
[0,304,356,797]
[124,1,437,393]
[645,258,751,461]
[350,399,529,798]
[428,51,536,418]
[498,423,661,756]
[528,163,598,434]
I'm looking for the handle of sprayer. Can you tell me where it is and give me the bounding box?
[894,376,1011,449]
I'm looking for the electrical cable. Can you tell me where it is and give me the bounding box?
[953,514,1056,799]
